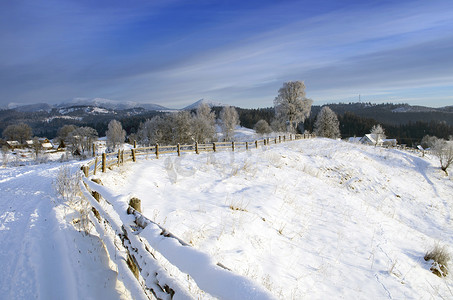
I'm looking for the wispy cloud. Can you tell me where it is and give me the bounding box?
[1,0,452,108]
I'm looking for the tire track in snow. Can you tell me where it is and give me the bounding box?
[0,166,79,299]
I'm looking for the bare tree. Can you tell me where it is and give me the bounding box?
[254,119,272,135]
[432,138,453,174]
[2,123,32,144]
[220,106,239,141]
[192,103,216,143]
[370,124,386,146]
[106,120,126,151]
[56,124,78,148]
[314,106,341,139]
[32,136,41,160]
[68,126,98,156]
[274,81,313,133]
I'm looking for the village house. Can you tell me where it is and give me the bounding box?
[347,134,397,147]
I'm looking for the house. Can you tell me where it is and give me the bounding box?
[25,139,54,150]
[356,134,397,147]
[359,134,384,146]
[41,142,54,150]
[6,141,21,149]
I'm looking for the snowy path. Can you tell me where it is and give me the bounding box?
[0,164,125,300]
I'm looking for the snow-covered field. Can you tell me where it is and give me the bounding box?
[1,137,452,299]
[98,138,453,299]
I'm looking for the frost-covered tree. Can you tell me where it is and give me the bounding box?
[106,120,126,151]
[220,106,239,141]
[2,123,32,144]
[432,138,453,174]
[137,115,171,146]
[192,103,216,143]
[274,81,313,133]
[314,106,340,139]
[169,111,193,144]
[370,124,386,146]
[421,135,437,150]
[1,145,10,167]
[254,119,272,135]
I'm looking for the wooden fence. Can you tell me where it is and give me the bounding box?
[79,133,313,298]
[82,133,314,177]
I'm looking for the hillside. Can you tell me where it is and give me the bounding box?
[97,138,453,299]
[0,138,452,298]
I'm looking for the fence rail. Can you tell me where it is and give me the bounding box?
[79,133,314,298]
[82,133,314,177]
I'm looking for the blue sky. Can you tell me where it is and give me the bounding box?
[1,0,452,109]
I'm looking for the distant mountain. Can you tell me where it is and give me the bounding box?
[9,103,53,113]
[58,98,170,111]
[183,99,226,110]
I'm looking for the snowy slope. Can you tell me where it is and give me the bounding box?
[98,138,453,299]
[1,138,452,299]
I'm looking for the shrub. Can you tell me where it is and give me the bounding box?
[424,244,450,277]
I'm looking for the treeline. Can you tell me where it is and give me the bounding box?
[305,111,453,146]
[234,106,452,146]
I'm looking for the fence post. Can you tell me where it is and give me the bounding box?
[246,141,249,150]
[93,157,98,175]
[232,141,235,151]
[177,143,181,156]
[213,142,216,152]
[196,142,199,154]
[102,153,106,173]
[92,143,96,157]
[275,137,277,144]
[82,165,89,177]
[128,197,142,213]
[284,135,286,142]
[132,149,136,162]
[133,140,137,148]
[255,140,258,148]
[155,143,159,159]
[117,149,121,166]
[279,136,281,143]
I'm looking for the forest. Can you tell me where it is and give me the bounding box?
[1,102,452,147]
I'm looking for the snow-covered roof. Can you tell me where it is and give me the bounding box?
[360,134,385,145]
[41,142,53,149]
[6,140,20,146]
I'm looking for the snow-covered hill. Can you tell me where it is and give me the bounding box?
[1,138,452,299]
[58,98,170,111]
[99,138,453,299]
[183,98,226,110]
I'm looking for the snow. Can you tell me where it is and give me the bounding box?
[98,138,453,299]
[0,163,129,299]
[1,137,452,299]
